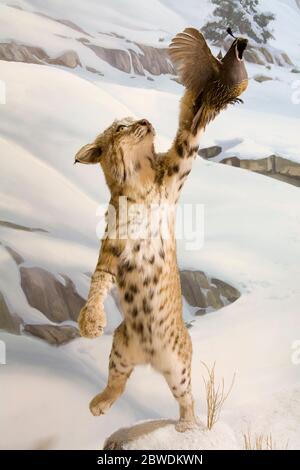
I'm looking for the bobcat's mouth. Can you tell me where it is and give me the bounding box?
[134,119,155,140]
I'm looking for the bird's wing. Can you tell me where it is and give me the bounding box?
[169,27,220,96]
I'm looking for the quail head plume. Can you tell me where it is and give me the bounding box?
[169,27,249,133]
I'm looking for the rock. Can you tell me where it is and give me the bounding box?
[274,155,300,178]
[0,42,81,69]
[221,155,300,187]
[234,42,294,68]
[260,46,274,64]
[222,156,240,167]
[86,66,104,76]
[104,419,176,450]
[240,157,274,172]
[195,308,207,316]
[135,43,174,75]
[211,278,240,303]
[254,74,273,83]
[275,55,284,67]
[77,37,90,44]
[274,52,294,67]
[0,291,22,334]
[291,68,300,74]
[103,419,238,450]
[243,48,265,66]
[84,42,174,76]
[49,50,81,68]
[180,270,240,314]
[180,271,208,308]
[86,44,131,73]
[206,288,224,310]
[198,145,222,159]
[0,42,45,64]
[281,52,293,66]
[20,267,85,323]
[24,324,79,345]
[129,49,145,75]
[5,245,24,265]
[0,220,48,233]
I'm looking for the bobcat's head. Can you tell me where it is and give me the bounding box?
[75,117,156,192]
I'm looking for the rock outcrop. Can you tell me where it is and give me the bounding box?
[0,33,293,78]
[0,42,81,69]
[24,323,79,345]
[234,41,293,67]
[198,146,222,159]
[85,42,174,76]
[180,270,240,315]
[103,419,238,450]
[0,38,173,77]
[20,267,85,323]
[0,291,22,334]
[104,420,176,450]
[221,155,300,187]
[0,242,84,344]
[1,240,240,344]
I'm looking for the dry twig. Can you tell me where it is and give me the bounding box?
[201,361,236,430]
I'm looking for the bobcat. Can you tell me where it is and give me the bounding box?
[75,90,206,432]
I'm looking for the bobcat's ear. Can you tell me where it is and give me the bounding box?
[74,142,102,165]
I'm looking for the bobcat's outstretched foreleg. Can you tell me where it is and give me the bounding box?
[78,238,122,338]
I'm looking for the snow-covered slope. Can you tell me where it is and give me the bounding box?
[1,154,300,448]
[1,0,299,163]
[0,0,300,450]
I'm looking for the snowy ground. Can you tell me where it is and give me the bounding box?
[0,0,300,450]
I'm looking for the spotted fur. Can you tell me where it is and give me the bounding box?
[75,91,212,432]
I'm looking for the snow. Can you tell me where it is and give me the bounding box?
[0,0,300,451]
[261,0,300,62]
[123,420,238,450]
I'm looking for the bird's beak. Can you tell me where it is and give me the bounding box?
[235,38,248,61]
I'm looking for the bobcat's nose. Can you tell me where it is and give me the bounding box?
[136,118,155,136]
[138,119,150,127]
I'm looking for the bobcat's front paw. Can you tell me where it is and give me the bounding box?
[78,304,106,339]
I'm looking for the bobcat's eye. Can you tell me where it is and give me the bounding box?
[117,125,127,132]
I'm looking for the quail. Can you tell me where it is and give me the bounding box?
[169,27,248,133]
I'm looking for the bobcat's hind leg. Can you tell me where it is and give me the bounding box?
[165,364,197,432]
[90,322,133,416]
[155,332,197,432]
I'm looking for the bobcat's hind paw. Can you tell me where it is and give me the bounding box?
[175,419,199,433]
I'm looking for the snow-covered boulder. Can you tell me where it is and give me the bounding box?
[103,419,238,450]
